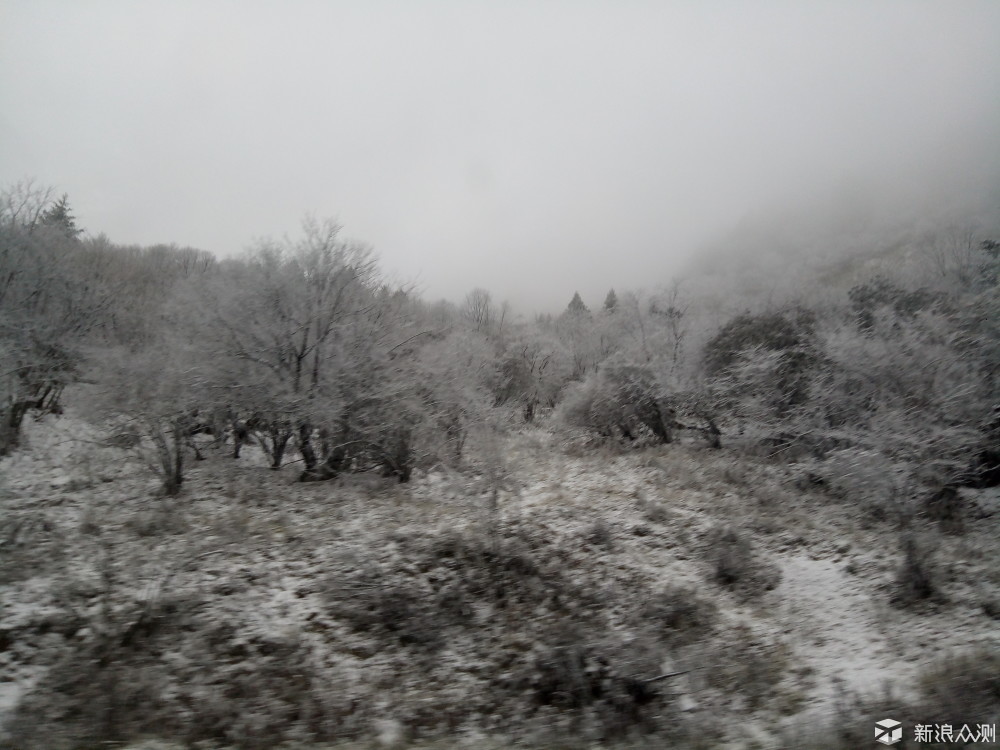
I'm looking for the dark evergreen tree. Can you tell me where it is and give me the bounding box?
[603,288,618,311]
[567,291,589,314]
[40,194,82,239]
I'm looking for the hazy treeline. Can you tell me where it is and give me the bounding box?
[2,178,998,512]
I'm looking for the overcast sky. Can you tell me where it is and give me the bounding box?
[2,1,999,310]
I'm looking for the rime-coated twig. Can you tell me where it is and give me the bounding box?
[643,669,691,683]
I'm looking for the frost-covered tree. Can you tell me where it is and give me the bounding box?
[558,362,677,444]
[603,288,618,311]
[0,182,100,453]
[39,194,82,239]
[183,216,484,481]
[462,288,494,333]
[460,287,510,344]
[567,291,589,315]
[88,343,208,495]
[189,216,379,469]
[492,325,571,422]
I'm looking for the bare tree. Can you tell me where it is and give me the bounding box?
[84,341,208,495]
[190,216,470,481]
[0,178,55,232]
[209,216,377,399]
[924,226,995,293]
[462,287,500,336]
[651,281,689,375]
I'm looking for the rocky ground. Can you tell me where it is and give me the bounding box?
[1,412,998,749]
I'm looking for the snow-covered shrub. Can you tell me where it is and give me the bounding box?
[848,276,946,331]
[124,502,189,538]
[491,326,573,422]
[798,308,991,522]
[558,362,675,444]
[326,583,454,651]
[705,625,790,710]
[812,447,911,522]
[82,342,211,495]
[524,632,664,741]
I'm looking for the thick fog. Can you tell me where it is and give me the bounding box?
[2,1,998,310]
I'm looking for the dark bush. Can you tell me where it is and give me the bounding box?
[892,534,943,607]
[641,585,717,645]
[918,648,1000,726]
[964,405,1000,487]
[641,500,670,524]
[702,308,820,413]
[521,628,667,741]
[703,308,816,377]
[420,529,596,610]
[705,526,781,598]
[560,363,676,445]
[711,526,753,585]
[921,485,967,534]
[583,519,615,550]
[982,598,1000,620]
[848,276,945,331]
[326,583,446,650]
[706,626,789,710]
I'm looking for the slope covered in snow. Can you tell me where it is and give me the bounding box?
[1,414,998,748]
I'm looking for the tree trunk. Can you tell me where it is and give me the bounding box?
[301,436,346,482]
[0,400,31,456]
[45,385,64,414]
[444,414,464,462]
[152,421,184,496]
[319,427,331,461]
[32,385,52,410]
[188,438,205,461]
[266,426,292,470]
[697,410,722,449]
[298,423,317,472]
[650,404,675,444]
[232,422,249,458]
[705,421,722,449]
[170,420,184,493]
[162,471,182,496]
[209,407,228,449]
[384,430,413,483]
[524,399,536,423]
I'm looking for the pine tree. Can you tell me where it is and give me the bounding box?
[40,194,82,239]
[567,291,589,314]
[603,288,618,311]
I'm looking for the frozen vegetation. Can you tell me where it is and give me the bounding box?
[1,181,999,748]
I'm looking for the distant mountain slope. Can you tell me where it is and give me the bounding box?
[677,179,1000,315]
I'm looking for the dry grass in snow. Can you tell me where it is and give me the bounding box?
[1,414,998,749]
